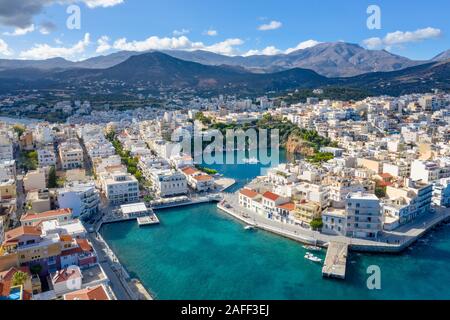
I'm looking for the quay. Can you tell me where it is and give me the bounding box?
[322,242,348,280]
[137,215,160,226]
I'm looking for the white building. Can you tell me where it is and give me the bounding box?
[58,182,100,219]
[433,178,450,207]
[410,160,450,184]
[151,169,187,198]
[101,172,139,205]
[38,148,57,168]
[59,140,84,170]
[345,192,383,239]
[0,135,14,161]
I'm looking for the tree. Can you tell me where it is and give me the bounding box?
[310,219,323,231]
[375,186,387,198]
[12,271,29,287]
[13,125,26,138]
[30,264,42,275]
[48,166,58,188]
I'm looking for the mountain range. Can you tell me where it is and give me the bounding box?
[0,43,450,95]
[0,42,447,77]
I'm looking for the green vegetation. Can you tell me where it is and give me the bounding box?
[279,87,373,104]
[47,166,58,188]
[13,124,26,138]
[12,271,29,287]
[18,150,38,171]
[375,186,387,198]
[310,219,324,231]
[107,131,145,184]
[195,165,218,175]
[30,264,43,275]
[306,152,334,164]
[144,195,154,203]
[195,112,212,126]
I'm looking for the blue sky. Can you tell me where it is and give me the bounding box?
[0,0,448,61]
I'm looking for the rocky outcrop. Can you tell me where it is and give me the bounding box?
[285,134,316,156]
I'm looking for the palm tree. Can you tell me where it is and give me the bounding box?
[12,271,29,287]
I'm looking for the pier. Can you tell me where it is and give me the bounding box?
[322,242,348,280]
[137,215,160,226]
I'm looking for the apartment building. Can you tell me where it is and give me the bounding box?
[181,167,214,192]
[410,160,450,184]
[57,182,100,219]
[59,140,84,170]
[151,169,188,198]
[383,181,433,225]
[0,135,14,161]
[345,192,383,239]
[293,201,322,226]
[37,148,56,168]
[433,178,450,207]
[23,170,46,193]
[101,172,139,205]
[20,208,73,227]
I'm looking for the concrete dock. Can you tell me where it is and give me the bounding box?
[137,215,160,226]
[322,242,348,280]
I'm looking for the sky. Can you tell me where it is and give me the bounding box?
[0,0,448,61]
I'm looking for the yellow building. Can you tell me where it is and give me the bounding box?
[294,201,322,225]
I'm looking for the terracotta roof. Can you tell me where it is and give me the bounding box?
[239,189,259,198]
[181,167,198,176]
[61,247,83,257]
[76,239,93,252]
[60,234,73,242]
[193,175,213,182]
[21,208,72,222]
[380,173,393,179]
[3,226,41,245]
[64,285,110,301]
[0,267,32,298]
[52,268,81,284]
[262,191,280,202]
[277,202,296,211]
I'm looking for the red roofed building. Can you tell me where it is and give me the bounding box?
[20,208,73,227]
[181,167,215,192]
[239,189,261,209]
[51,266,82,297]
[0,267,33,300]
[262,191,290,217]
[64,285,111,300]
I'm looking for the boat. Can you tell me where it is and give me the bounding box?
[303,245,322,251]
[244,225,255,231]
[242,157,260,164]
[304,253,322,263]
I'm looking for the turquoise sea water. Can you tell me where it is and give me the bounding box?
[100,150,450,300]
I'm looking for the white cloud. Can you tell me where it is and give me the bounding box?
[82,0,124,8]
[258,20,282,31]
[363,27,442,49]
[113,35,244,55]
[204,29,218,36]
[244,40,321,56]
[0,38,13,56]
[244,46,282,56]
[173,29,190,36]
[96,35,111,53]
[285,39,321,54]
[3,24,35,36]
[19,33,91,59]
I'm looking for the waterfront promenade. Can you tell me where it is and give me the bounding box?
[219,193,450,253]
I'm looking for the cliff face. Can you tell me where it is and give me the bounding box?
[285,134,316,156]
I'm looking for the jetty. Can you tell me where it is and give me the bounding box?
[137,215,160,226]
[322,242,348,280]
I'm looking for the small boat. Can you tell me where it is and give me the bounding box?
[304,253,322,263]
[242,157,260,164]
[303,245,322,251]
[244,225,255,231]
